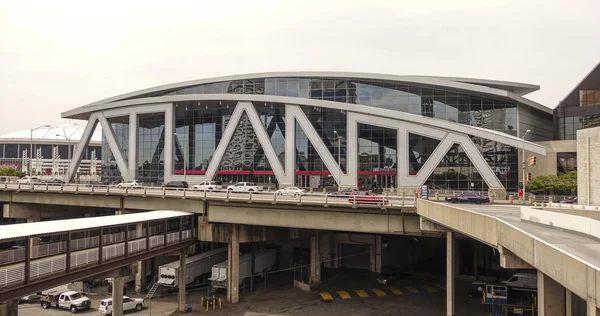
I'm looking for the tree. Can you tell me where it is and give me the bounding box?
[526,171,577,195]
[0,167,25,178]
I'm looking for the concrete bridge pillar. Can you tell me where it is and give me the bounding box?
[227,224,240,303]
[588,299,597,316]
[134,223,145,293]
[446,231,455,316]
[0,299,18,316]
[112,276,124,316]
[178,248,187,312]
[310,231,321,284]
[538,270,565,316]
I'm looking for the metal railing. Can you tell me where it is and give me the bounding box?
[0,228,179,265]
[0,182,416,208]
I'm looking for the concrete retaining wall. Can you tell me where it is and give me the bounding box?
[521,207,600,240]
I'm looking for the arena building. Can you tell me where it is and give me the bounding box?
[0,123,101,177]
[61,72,551,196]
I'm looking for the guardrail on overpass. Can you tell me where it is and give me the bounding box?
[0,183,415,213]
[416,199,600,307]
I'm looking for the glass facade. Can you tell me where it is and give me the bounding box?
[557,152,577,174]
[100,76,533,189]
[557,115,600,140]
[134,77,518,136]
[101,116,129,184]
[138,113,165,183]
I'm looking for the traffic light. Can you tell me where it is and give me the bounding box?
[526,173,532,181]
[529,155,537,166]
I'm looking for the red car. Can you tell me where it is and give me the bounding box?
[348,191,389,205]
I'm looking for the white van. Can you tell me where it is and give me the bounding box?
[502,272,537,289]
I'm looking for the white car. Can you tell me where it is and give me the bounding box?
[17,176,40,184]
[275,187,306,196]
[192,181,222,191]
[98,296,144,315]
[117,180,142,189]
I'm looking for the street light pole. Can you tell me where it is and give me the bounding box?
[29,125,51,176]
[522,129,531,205]
[333,131,341,191]
[56,133,72,182]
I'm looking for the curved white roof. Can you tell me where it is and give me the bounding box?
[63,71,551,119]
[0,123,102,144]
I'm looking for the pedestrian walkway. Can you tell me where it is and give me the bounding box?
[318,285,442,301]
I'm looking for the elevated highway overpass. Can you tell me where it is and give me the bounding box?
[417,200,600,316]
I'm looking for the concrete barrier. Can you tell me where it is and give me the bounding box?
[547,203,600,211]
[521,207,600,240]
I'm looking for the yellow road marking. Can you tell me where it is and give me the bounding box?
[406,287,420,293]
[354,290,369,298]
[337,291,351,299]
[319,292,333,301]
[423,286,437,293]
[388,287,404,295]
[371,288,387,296]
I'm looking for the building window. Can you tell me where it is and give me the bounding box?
[580,90,600,106]
[557,152,577,174]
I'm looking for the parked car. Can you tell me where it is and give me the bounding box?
[501,272,537,290]
[17,176,40,185]
[376,266,400,285]
[117,180,142,189]
[98,296,144,315]
[19,293,41,303]
[40,290,92,312]
[275,187,306,196]
[328,188,358,198]
[161,181,189,189]
[445,194,490,204]
[192,181,222,191]
[348,191,389,205]
[226,182,263,193]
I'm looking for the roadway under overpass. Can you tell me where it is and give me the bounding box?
[417,200,600,316]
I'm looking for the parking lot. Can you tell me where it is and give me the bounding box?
[18,270,490,316]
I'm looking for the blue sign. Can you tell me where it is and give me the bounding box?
[421,185,429,200]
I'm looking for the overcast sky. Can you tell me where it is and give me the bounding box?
[1,0,599,134]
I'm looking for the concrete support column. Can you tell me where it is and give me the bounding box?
[178,248,187,312]
[446,231,455,316]
[310,232,321,284]
[588,299,597,316]
[473,241,479,280]
[566,289,573,316]
[134,223,145,293]
[112,276,124,316]
[0,299,18,316]
[27,216,40,258]
[227,224,240,303]
[538,270,566,316]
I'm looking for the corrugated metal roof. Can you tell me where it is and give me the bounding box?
[0,210,190,241]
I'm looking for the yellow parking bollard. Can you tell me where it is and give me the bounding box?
[201,297,204,308]
[219,298,222,308]
[206,301,209,311]
[212,296,215,310]
[534,201,537,207]
[310,187,313,193]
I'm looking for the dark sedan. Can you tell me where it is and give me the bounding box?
[41,178,65,186]
[328,188,358,198]
[162,181,189,189]
[445,194,490,204]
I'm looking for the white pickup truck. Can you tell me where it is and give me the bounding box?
[40,290,92,313]
[226,182,263,193]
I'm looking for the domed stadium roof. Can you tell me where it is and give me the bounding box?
[0,123,102,144]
